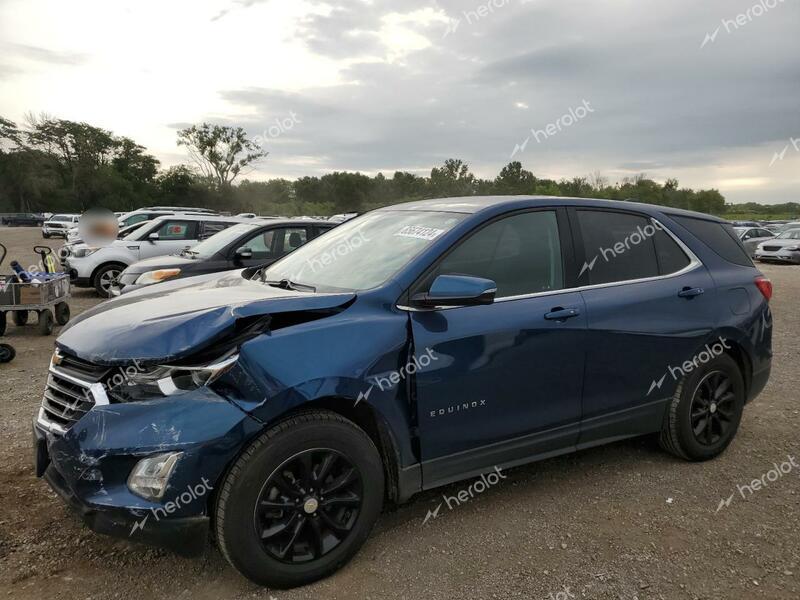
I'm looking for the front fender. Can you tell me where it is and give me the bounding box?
[214,306,417,467]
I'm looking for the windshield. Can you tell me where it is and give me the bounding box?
[51,215,73,222]
[777,229,800,240]
[188,223,260,258]
[262,210,467,292]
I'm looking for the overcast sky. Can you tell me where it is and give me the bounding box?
[1,0,798,204]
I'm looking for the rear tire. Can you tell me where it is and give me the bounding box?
[215,410,384,588]
[659,353,744,461]
[93,263,124,298]
[0,312,6,336]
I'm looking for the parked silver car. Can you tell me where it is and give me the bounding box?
[734,226,775,258]
[754,228,800,265]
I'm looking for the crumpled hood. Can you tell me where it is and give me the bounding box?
[57,270,355,365]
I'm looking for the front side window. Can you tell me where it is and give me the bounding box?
[422,211,563,298]
[154,220,196,240]
[241,229,278,259]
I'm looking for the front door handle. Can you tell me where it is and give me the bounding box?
[544,307,581,321]
[678,287,704,299]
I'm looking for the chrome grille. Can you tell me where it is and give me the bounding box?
[41,372,95,430]
[38,355,111,435]
[762,246,782,252]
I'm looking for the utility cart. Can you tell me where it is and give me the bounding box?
[0,243,71,336]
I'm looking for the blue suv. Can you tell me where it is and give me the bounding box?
[33,196,772,588]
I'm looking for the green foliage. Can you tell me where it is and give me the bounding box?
[176,123,267,189]
[0,114,791,220]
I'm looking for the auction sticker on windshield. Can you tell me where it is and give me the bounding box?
[395,225,445,240]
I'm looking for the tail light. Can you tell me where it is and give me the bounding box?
[755,276,772,301]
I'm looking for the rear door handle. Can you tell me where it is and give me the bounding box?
[678,287,704,299]
[544,307,581,321]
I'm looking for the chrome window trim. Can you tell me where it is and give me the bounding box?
[397,216,703,312]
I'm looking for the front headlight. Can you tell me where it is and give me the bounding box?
[119,353,239,400]
[135,268,181,286]
[782,245,800,251]
[72,247,99,258]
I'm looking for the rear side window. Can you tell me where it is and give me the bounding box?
[576,211,661,284]
[653,228,691,274]
[200,221,234,240]
[672,216,753,267]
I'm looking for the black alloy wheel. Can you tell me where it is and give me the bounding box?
[689,371,736,446]
[254,448,363,564]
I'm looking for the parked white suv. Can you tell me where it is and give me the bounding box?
[62,215,247,297]
[42,214,79,238]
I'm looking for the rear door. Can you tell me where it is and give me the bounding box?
[408,209,587,486]
[571,208,718,446]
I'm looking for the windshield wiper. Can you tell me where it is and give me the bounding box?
[264,278,316,292]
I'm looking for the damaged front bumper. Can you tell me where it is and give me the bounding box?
[32,387,263,556]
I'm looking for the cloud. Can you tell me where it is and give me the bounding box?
[3,0,799,203]
[2,42,88,66]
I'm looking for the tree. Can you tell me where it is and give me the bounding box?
[494,161,535,194]
[430,158,475,197]
[177,123,267,189]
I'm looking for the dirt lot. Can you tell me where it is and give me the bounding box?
[0,225,797,600]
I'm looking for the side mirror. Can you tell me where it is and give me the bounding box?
[411,274,496,309]
[234,246,254,261]
[148,233,159,242]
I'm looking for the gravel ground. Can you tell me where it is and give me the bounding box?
[0,226,798,600]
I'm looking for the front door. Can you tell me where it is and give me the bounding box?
[408,209,587,488]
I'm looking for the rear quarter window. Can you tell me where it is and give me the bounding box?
[671,216,753,267]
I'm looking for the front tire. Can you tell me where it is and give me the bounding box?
[215,411,384,588]
[660,353,745,461]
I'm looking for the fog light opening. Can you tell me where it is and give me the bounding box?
[128,452,183,500]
